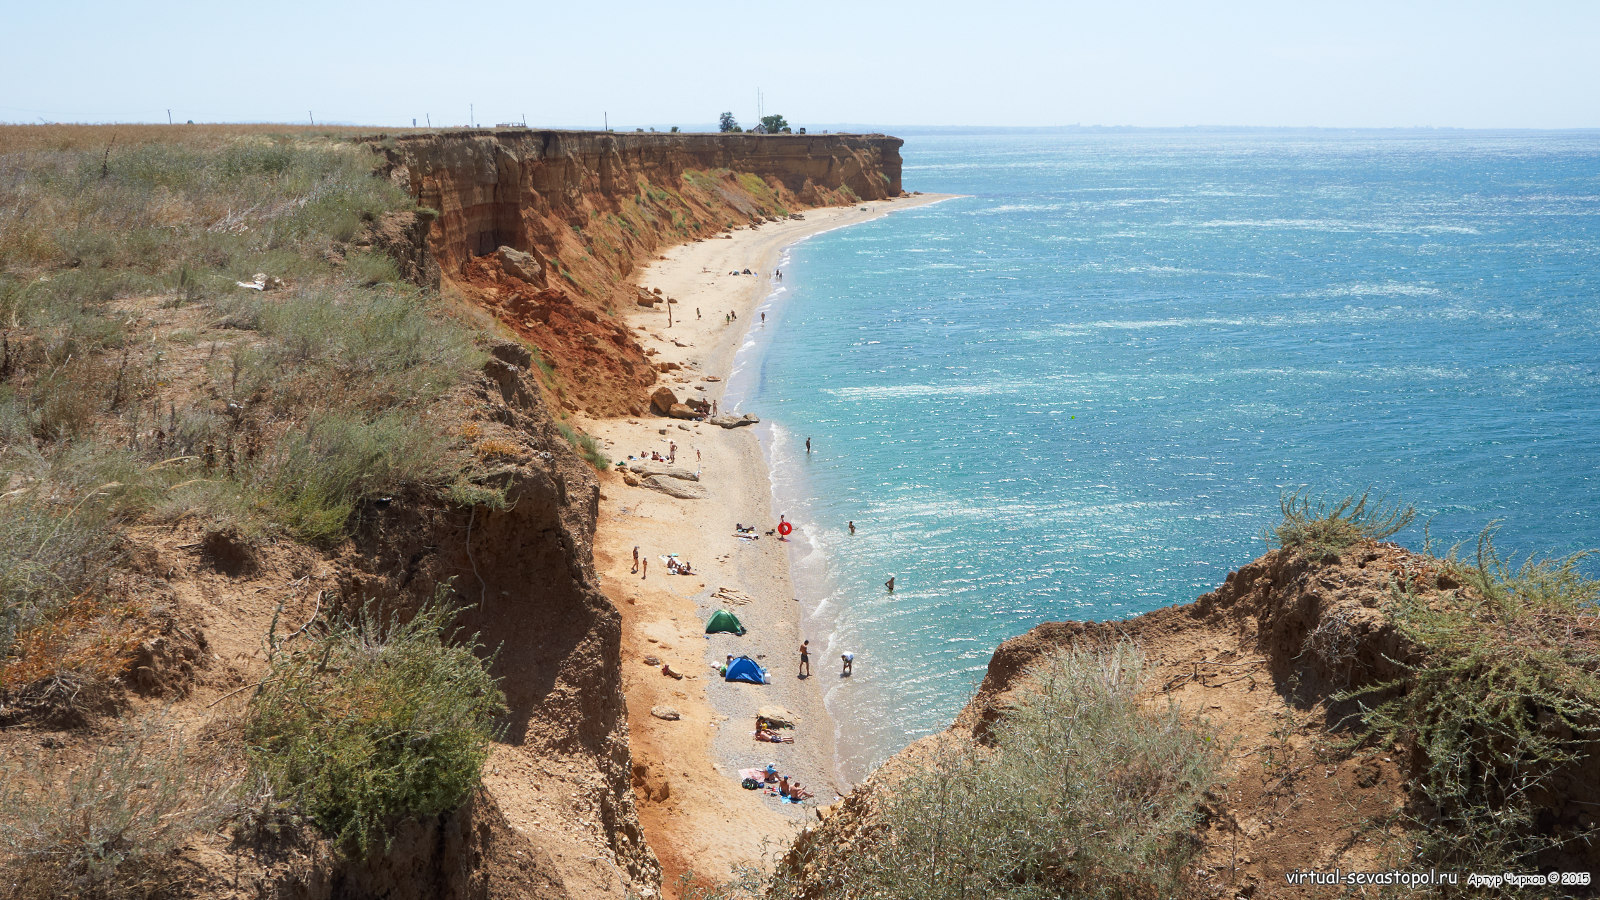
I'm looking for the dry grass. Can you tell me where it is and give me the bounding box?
[0,716,239,899]
[0,123,504,716]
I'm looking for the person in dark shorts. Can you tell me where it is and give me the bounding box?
[799,640,811,678]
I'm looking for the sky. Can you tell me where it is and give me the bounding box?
[4,0,1599,129]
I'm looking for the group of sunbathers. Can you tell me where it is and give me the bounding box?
[760,765,812,800]
[664,557,693,575]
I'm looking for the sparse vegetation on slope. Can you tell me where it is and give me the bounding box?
[0,717,238,900]
[0,127,501,711]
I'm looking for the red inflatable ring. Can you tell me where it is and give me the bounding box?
[778,521,793,536]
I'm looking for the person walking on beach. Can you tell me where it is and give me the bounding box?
[632,546,639,574]
[798,640,811,678]
[841,652,854,676]
[885,575,895,593]
[761,312,765,324]
[669,441,677,464]
[848,521,855,535]
[642,557,648,579]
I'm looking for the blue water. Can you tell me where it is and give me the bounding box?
[723,130,1600,784]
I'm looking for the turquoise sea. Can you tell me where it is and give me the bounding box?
[720,130,1600,784]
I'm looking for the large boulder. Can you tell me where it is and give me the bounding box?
[709,413,760,429]
[496,246,545,286]
[628,461,699,481]
[667,403,699,420]
[650,386,678,416]
[642,475,708,500]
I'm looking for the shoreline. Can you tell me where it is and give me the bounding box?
[583,192,953,891]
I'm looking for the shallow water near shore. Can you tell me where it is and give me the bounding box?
[726,130,1600,785]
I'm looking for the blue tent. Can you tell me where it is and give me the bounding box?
[724,655,767,685]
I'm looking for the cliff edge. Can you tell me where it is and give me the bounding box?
[780,540,1600,899]
[374,131,904,417]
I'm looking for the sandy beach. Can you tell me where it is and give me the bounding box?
[580,193,951,892]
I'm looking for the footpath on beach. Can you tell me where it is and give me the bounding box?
[579,193,951,887]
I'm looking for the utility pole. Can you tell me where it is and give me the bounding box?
[604,111,608,131]
[166,108,172,125]
[426,113,431,128]
[412,118,416,128]
[469,103,474,128]
[309,110,314,126]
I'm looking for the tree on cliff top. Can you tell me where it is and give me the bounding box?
[760,114,791,134]
[718,112,742,133]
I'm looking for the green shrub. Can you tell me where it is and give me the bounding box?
[558,422,608,469]
[1344,528,1600,868]
[244,590,505,856]
[773,644,1225,900]
[0,718,238,899]
[259,410,458,546]
[1270,489,1415,560]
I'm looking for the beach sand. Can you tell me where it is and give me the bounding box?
[583,193,951,893]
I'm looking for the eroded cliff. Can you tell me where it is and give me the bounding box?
[780,542,1600,899]
[374,131,904,416]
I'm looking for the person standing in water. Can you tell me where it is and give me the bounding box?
[799,640,811,678]
[885,575,895,593]
[805,437,811,455]
[848,521,855,535]
[840,652,854,676]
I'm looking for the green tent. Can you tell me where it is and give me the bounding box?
[705,609,746,635]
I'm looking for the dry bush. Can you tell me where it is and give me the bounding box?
[0,717,239,899]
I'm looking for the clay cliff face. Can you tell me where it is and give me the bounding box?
[327,132,903,898]
[382,131,902,273]
[373,131,903,417]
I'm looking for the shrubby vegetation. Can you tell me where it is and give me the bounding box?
[1271,489,1415,560]
[696,645,1225,900]
[1348,528,1600,869]
[244,591,506,855]
[1274,492,1600,869]
[0,127,506,704]
[559,421,608,469]
[0,717,238,899]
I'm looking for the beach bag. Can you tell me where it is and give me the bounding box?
[741,777,762,790]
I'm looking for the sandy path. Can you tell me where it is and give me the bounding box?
[583,193,951,893]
